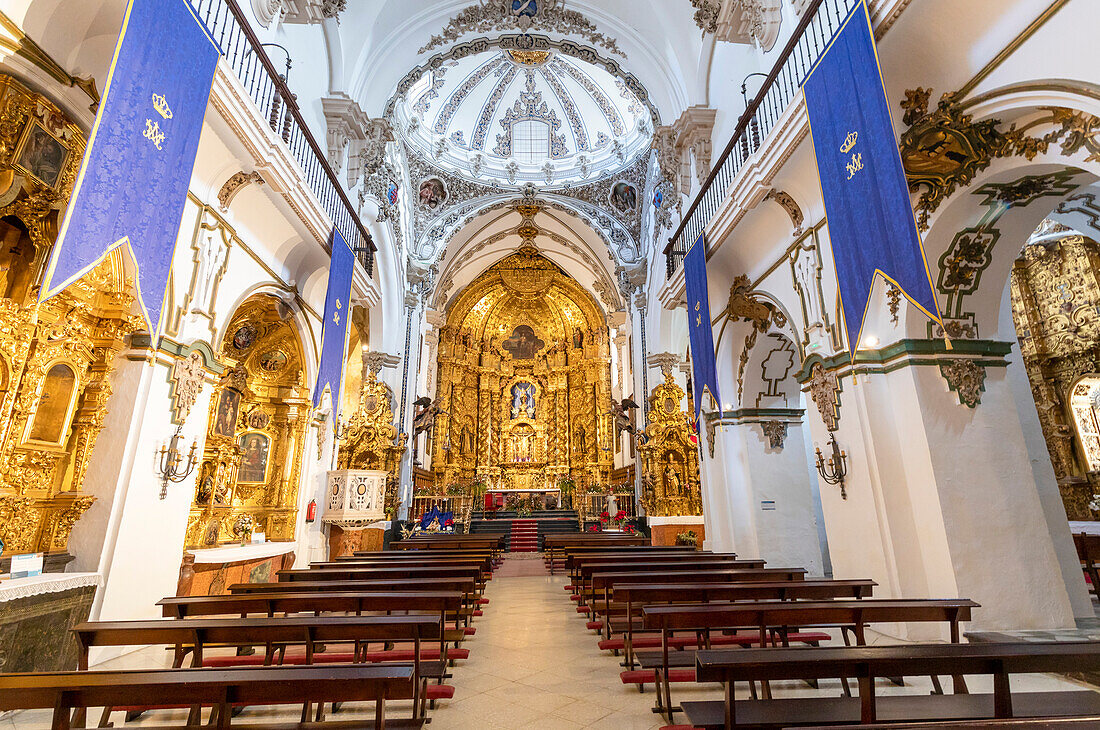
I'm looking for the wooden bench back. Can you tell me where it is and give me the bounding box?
[590,567,806,592]
[72,615,440,668]
[278,565,482,582]
[613,579,876,606]
[643,598,978,643]
[158,590,464,618]
[578,559,770,582]
[229,577,477,595]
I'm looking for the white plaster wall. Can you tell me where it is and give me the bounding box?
[744,420,824,574]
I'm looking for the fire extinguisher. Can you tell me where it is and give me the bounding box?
[305,499,317,523]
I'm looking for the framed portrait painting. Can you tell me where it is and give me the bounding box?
[237,431,270,484]
[213,388,241,438]
[13,119,70,190]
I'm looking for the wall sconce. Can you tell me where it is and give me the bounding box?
[814,433,848,500]
[155,425,198,500]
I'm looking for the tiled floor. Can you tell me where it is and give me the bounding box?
[6,561,1099,729]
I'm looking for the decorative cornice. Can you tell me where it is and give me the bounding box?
[795,339,1015,382]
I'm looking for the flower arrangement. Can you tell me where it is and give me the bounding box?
[599,509,628,529]
[587,523,601,532]
[623,523,636,534]
[445,483,465,496]
[231,514,255,545]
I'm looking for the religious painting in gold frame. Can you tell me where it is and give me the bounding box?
[23,362,79,445]
[12,118,70,190]
[212,387,241,438]
[237,431,270,484]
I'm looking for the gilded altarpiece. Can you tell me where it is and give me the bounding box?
[1010,231,1100,520]
[638,373,703,517]
[432,245,614,492]
[0,75,142,559]
[185,296,309,547]
[336,358,407,518]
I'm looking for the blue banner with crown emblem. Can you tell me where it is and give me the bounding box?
[802,0,942,356]
[684,233,720,426]
[39,0,218,336]
[313,228,355,414]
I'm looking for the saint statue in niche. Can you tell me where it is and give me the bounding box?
[502,324,544,360]
[665,463,682,495]
[572,327,584,349]
[511,382,536,419]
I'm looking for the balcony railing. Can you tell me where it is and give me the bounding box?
[188,0,376,276]
[664,0,858,278]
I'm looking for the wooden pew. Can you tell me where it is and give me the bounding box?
[640,598,979,720]
[803,719,1100,729]
[605,580,877,667]
[72,615,440,723]
[390,536,505,560]
[0,664,418,730]
[227,579,483,638]
[568,553,751,589]
[544,534,649,573]
[157,591,467,678]
[688,641,1100,730]
[563,547,710,576]
[583,567,803,621]
[573,559,773,604]
[1073,532,1100,597]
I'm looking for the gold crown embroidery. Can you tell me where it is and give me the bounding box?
[840,131,858,154]
[152,93,173,120]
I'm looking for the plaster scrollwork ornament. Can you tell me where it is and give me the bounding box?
[806,363,841,431]
[761,420,786,450]
[704,416,717,458]
[421,0,625,58]
[899,89,1100,231]
[940,359,987,408]
[170,351,206,424]
[251,0,287,27]
[281,0,344,23]
[217,171,264,211]
[690,0,722,34]
[764,189,804,236]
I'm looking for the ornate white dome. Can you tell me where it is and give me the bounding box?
[390,45,655,187]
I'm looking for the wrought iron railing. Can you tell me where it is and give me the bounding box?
[188,0,376,276]
[664,0,858,278]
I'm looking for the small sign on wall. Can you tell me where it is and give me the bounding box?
[250,532,266,544]
[760,500,776,511]
[10,553,43,578]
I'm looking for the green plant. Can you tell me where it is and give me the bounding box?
[675,530,698,547]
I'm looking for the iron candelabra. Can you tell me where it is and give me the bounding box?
[155,425,198,500]
[814,433,848,500]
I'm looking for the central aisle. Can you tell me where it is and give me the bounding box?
[428,563,675,730]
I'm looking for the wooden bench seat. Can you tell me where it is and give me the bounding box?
[680,691,1100,730]
[605,580,875,665]
[0,664,420,730]
[800,718,1100,729]
[688,641,1100,729]
[642,599,978,720]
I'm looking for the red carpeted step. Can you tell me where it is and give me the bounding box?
[620,669,696,685]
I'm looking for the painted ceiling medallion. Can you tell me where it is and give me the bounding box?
[420,0,624,58]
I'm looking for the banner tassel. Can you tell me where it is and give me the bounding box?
[944,333,953,351]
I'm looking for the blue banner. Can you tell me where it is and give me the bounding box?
[684,233,720,425]
[802,1,942,356]
[313,228,355,414]
[39,0,218,335]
